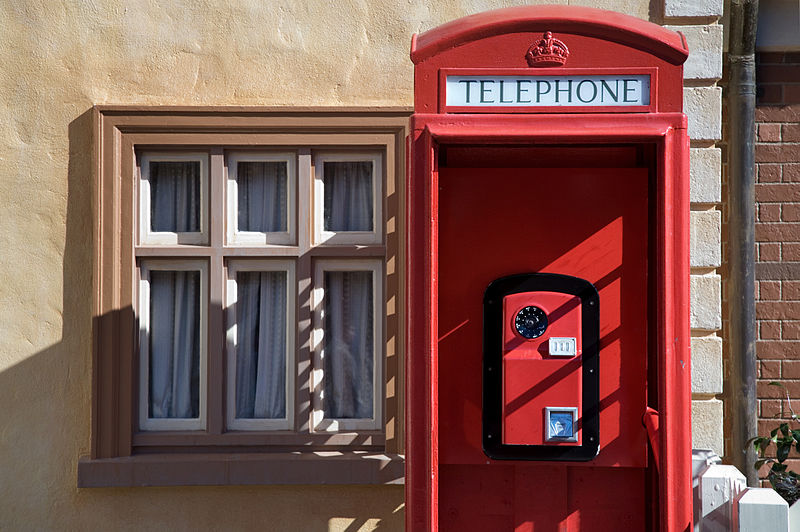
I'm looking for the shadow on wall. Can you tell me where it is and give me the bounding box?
[0,109,404,531]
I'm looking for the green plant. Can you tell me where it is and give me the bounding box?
[750,382,800,505]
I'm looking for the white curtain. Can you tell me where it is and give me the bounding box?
[235,271,287,419]
[150,161,200,232]
[323,161,373,231]
[149,270,200,419]
[147,161,201,419]
[237,161,287,233]
[323,271,374,419]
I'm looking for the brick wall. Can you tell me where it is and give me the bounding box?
[755,51,800,442]
[757,52,800,106]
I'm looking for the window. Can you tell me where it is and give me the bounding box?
[139,260,208,431]
[137,150,385,436]
[80,108,409,487]
[227,152,296,245]
[314,152,382,245]
[312,259,383,432]
[226,259,295,431]
[139,153,209,245]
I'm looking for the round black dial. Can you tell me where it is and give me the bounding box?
[514,305,548,339]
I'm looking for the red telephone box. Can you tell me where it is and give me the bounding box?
[406,6,691,531]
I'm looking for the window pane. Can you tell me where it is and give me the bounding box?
[150,161,201,232]
[323,271,374,419]
[235,271,287,419]
[323,161,373,232]
[237,161,288,233]
[149,270,200,419]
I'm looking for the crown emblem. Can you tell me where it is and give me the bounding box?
[526,31,569,67]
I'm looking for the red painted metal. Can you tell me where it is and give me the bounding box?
[408,115,690,531]
[502,291,584,447]
[526,30,570,67]
[411,6,688,115]
[438,163,648,464]
[410,6,688,66]
[407,6,691,532]
[644,407,662,472]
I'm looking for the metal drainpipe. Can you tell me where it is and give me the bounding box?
[727,0,759,487]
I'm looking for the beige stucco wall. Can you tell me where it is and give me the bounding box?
[0,1,719,530]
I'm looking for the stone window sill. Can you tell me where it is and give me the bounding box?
[77,452,404,488]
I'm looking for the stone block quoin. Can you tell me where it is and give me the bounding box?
[672,13,726,457]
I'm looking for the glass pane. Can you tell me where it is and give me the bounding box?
[150,161,201,232]
[235,271,287,419]
[323,161,373,232]
[322,271,374,419]
[148,270,200,419]
[237,161,288,233]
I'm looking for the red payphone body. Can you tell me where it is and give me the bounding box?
[485,273,599,459]
[406,6,691,532]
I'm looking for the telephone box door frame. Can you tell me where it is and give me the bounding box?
[405,112,691,531]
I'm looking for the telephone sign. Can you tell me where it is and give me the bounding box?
[445,74,651,107]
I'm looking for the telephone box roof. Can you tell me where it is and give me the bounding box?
[411,5,689,66]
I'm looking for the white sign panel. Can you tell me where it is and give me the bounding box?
[445,75,650,107]
[548,337,577,357]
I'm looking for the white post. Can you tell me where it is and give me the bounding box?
[698,464,747,531]
[732,488,789,531]
[693,449,723,531]
[789,497,800,531]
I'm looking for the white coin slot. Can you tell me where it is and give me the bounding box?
[548,336,576,357]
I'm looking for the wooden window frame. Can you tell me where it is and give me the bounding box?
[79,106,410,488]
